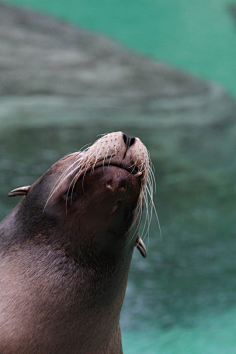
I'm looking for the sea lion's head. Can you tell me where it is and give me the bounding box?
[9,132,154,267]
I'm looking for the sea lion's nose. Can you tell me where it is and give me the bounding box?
[123,133,135,149]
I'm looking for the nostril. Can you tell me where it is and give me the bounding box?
[123,133,135,149]
[129,137,135,147]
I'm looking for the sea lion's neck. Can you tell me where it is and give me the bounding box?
[0,198,133,309]
[0,206,131,353]
[1,195,134,268]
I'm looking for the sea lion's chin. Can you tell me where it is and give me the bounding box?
[60,165,141,252]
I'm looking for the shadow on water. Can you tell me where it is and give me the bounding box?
[0,125,235,354]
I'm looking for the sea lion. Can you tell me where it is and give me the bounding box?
[0,132,154,354]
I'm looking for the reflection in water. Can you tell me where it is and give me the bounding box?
[0,126,235,354]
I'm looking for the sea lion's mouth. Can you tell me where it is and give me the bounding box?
[87,162,141,179]
[65,162,142,199]
[64,163,141,201]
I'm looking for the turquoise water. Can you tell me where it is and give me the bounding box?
[4,0,236,96]
[1,1,236,353]
[123,307,236,354]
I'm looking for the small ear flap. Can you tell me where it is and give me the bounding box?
[8,185,31,197]
[135,235,147,258]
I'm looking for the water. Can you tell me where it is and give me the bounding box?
[1,1,236,353]
[3,0,236,96]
